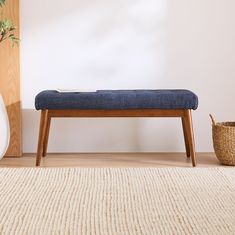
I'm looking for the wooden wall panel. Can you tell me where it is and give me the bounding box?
[0,0,21,156]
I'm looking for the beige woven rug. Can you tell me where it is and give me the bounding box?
[0,168,234,235]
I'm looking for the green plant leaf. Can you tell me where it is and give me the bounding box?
[0,19,19,44]
[0,0,6,7]
[0,0,19,45]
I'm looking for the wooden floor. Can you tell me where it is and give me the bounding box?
[0,152,228,168]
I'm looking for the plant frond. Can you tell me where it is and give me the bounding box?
[0,0,6,7]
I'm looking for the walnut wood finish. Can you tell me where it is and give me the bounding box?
[42,116,51,157]
[0,0,21,157]
[48,109,185,118]
[36,109,197,167]
[183,110,197,167]
[182,117,191,158]
[36,110,48,166]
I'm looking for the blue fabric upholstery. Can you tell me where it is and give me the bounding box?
[35,90,198,110]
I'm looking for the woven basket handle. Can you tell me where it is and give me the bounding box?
[209,114,216,126]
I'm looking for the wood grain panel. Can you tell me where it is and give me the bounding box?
[0,0,21,156]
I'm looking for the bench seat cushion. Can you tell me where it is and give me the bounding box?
[35,90,198,110]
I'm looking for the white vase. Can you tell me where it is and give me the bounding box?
[0,94,10,160]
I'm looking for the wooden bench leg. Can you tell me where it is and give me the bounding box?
[42,115,51,157]
[183,110,197,167]
[36,110,48,166]
[182,117,191,158]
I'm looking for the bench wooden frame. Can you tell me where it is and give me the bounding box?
[36,109,196,167]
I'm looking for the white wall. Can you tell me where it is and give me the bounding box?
[21,0,235,153]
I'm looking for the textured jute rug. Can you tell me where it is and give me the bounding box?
[0,168,234,235]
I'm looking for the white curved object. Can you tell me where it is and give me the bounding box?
[0,95,10,160]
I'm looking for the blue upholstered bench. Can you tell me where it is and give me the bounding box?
[35,90,198,166]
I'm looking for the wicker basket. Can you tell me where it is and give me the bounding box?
[210,114,235,166]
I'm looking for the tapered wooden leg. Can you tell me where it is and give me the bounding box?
[182,117,191,158]
[42,115,51,157]
[184,110,197,167]
[36,110,48,166]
